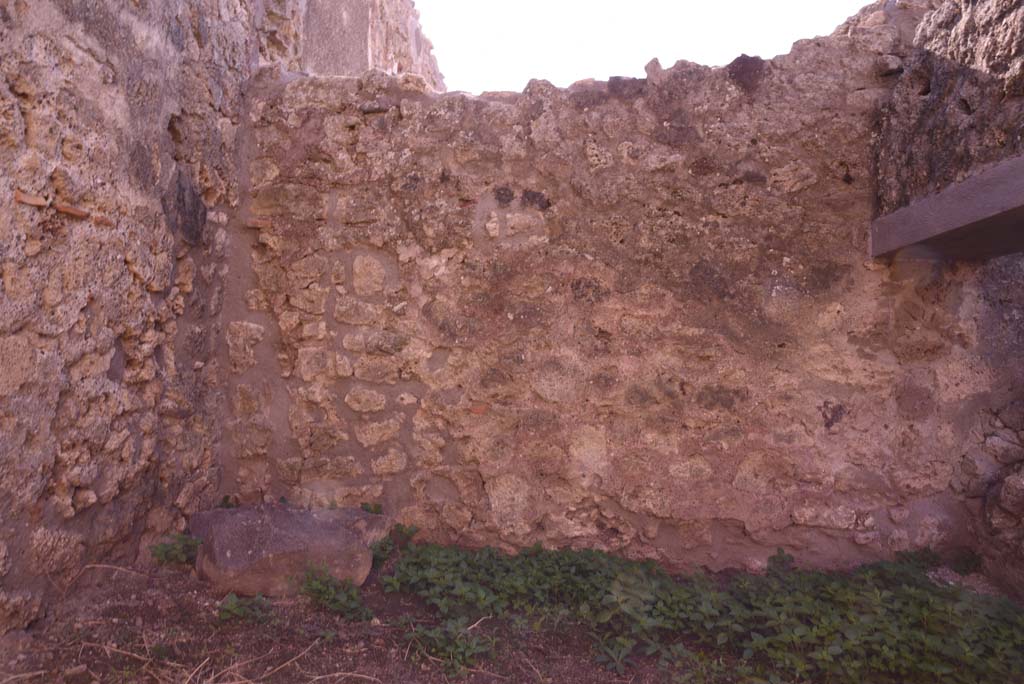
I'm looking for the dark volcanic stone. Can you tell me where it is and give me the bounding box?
[727,54,766,93]
[162,167,207,245]
[189,506,391,596]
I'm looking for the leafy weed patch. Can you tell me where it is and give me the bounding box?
[371,523,420,568]
[300,566,373,622]
[149,534,201,566]
[217,593,271,623]
[402,616,494,675]
[383,543,1024,682]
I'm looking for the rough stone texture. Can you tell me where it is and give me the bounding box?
[3,0,1024,637]
[917,0,1024,96]
[218,0,1024,583]
[189,506,390,595]
[876,0,1024,591]
[0,0,258,634]
[257,0,444,91]
[877,0,1024,213]
[0,0,439,634]
[303,0,444,90]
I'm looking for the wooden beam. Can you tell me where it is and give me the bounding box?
[871,154,1024,260]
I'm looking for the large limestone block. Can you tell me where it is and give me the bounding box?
[189,506,390,596]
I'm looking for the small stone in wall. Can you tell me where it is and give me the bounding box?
[485,212,501,238]
[245,289,269,311]
[288,284,328,315]
[354,416,403,447]
[234,384,266,415]
[854,530,880,545]
[331,261,347,285]
[951,449,1001,497]
[334,295,382,325]
[343,333,366,352]
[506,211,545,236]
[301,321,327,341]
[296,346,334,382]
[494,187,515,206]
[175,256,195,293]
[365,331,408,355]
[914,515,948,548]
[568,425,610,489]
[998,473,1024,516]
[584,138,613,170]
[984,429,1024,464]
[887,529,911,552]
[336,354,354,378]
[791,505,857,530]
[726,54,766,93]
[0,334,33,397]
[288,255,328,290]
[371,447,408,475]
[345,387,387,413]
[889,506,910,523]
[668,457,714,484]
[73,488,97,512]
[0,542,9,576]
[353,255,386,296]
[354,356,401,384]
[520,190,551,211]
[227,321,265,373]
[485,473,540,539]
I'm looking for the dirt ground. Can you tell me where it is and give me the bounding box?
[0,563,678,684]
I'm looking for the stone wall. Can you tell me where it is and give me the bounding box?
[303,0,443,89]
[0,0,440,634]
[875,0,1024,590]
[0,0,256,634]
[264,0,444,89]
[2,0,1022,638]
[225,1,1024,585]
[877,0,1024,213]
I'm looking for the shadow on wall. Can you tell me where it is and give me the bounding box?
[873,30,1024,592]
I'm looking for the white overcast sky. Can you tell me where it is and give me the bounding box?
[414,0,874,93]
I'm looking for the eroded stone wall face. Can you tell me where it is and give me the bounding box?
[0,0,442,634]
[369,0,444,90]
[877,0,1024,213]
[262,0,444,89]
[224,2,1024,581]
[877,0,1024,590]
[1,0,1021,636]
[302,0,444,90]
[0,0,260,633]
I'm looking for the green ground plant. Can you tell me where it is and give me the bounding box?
[149,534,201,565]
[384,543,1024,683]
[300,566,373,621]
[217,593,271,622]
[402,616,494,675]
[370,536,395,566]
[371,523,421,567]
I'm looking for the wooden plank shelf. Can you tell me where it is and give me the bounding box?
[871,154,1024,260]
